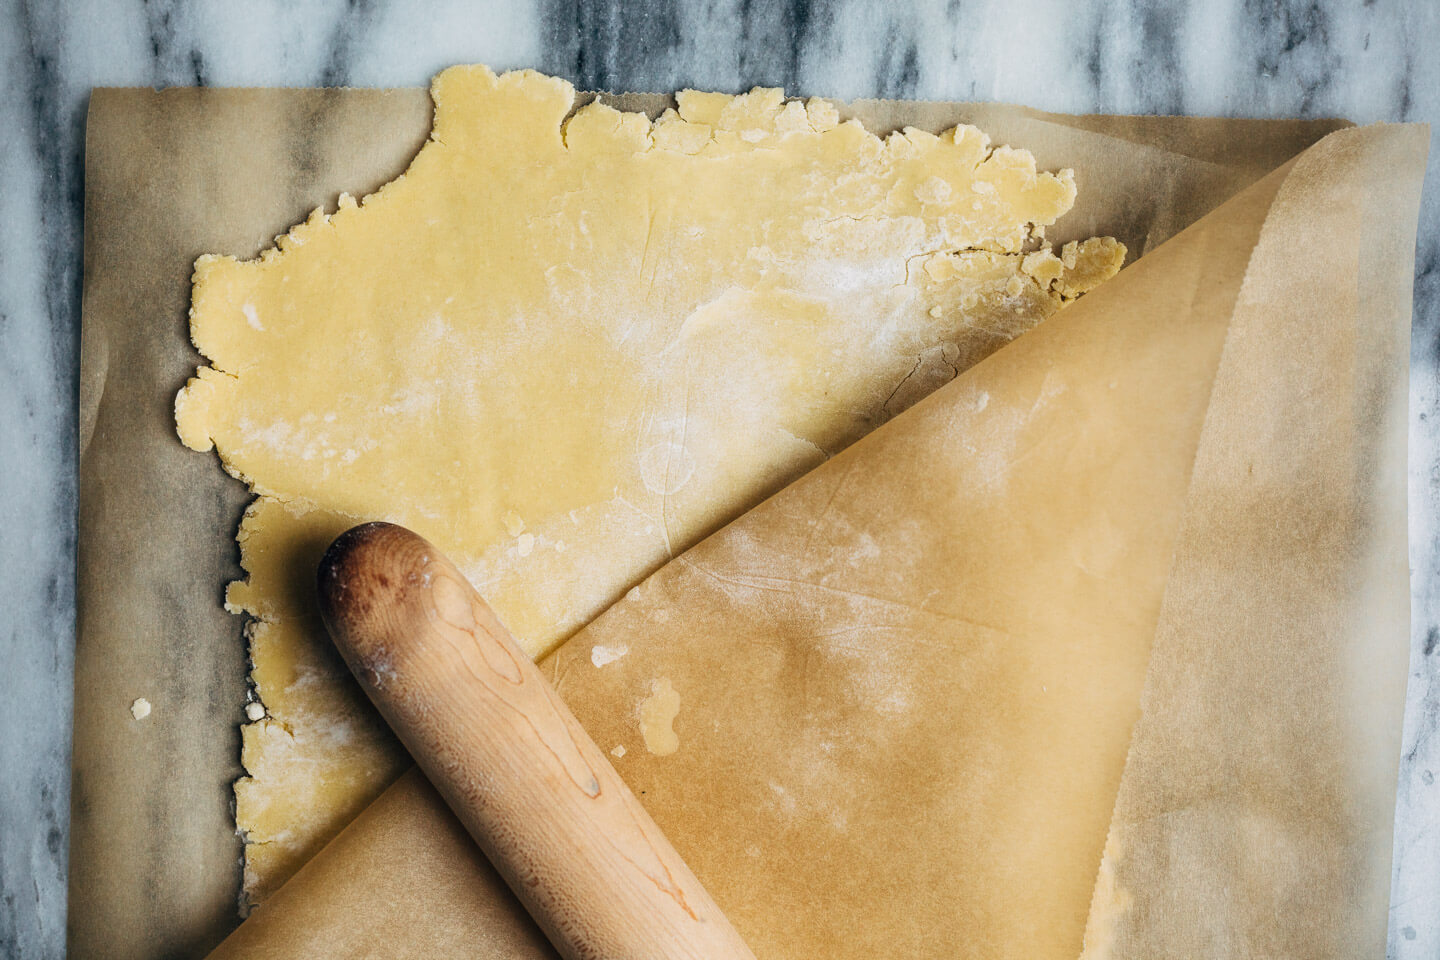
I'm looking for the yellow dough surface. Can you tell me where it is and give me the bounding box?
[176,65,1123,900]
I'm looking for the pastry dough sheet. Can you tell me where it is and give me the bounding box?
[174,65,1123,899]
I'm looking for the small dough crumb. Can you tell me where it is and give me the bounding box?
[131,698,151,720]
[639,678,682,755]
[611,744,627,758]
[516,532,535,557]
[246,701,266,722]
[1053,237,1127,299]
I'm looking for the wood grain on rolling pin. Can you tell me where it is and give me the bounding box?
[317,522,755,960]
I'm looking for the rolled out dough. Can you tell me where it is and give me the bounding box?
[176,65,1123,901]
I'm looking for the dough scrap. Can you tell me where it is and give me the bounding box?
[176,64,1123,901]
[639,678,682,755]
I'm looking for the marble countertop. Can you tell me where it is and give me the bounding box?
[1,1,1436,956]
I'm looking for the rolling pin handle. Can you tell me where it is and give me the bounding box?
[317,522,756,960]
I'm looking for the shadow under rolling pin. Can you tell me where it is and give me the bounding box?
[317,522,756,960]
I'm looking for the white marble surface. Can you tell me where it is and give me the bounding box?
[1,1,1436,956]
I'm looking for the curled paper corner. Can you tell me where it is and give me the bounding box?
[1069,119,1431,958]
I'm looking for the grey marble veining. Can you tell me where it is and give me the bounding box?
[1,1,1436,957]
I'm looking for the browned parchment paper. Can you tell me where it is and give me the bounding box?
[201,123,1426,959]
[76,82,1420,960]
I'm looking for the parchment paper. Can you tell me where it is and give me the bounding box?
[74,82,1421,959]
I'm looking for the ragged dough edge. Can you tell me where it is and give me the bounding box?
[227,495,408,907]
[174,63,1119,451]
[172,62,1127,904]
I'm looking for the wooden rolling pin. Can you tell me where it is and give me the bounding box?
[317,522,756,960]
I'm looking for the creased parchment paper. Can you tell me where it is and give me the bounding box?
[74,81,1422,960]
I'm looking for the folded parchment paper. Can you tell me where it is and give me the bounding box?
[74,84,1423,960]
